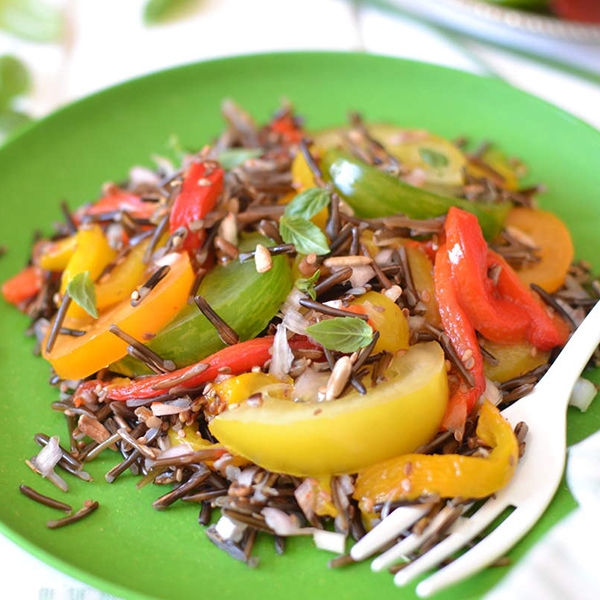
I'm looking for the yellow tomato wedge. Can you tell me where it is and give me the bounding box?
[505,207,574,293]
[39,235,77,271]
[482,340,550,383]
[96,240,150,310]
[212,372,287,405]
[44,252,194,380]
[350,291,409,354]
[209,342,448,477]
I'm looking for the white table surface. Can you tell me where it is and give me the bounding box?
[1,1,599,598]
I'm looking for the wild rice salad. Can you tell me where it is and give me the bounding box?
[3,101,599,571]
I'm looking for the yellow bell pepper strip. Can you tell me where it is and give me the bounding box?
[39,235,77,272]
[212,372,287,406]
[349,291,409,354]
[322,149,512,239]
[354,401,518,511]
[505,207,574,293]
[60,225,116,294]
[482,340,550,383]
[60,225,117,320]
[1,265,43,307]
[209,342,448,477]
[467,147,520,191]
[289,151,328,230]
[405,245,442,328]
[43,251,194,380]
[95,239,150,311]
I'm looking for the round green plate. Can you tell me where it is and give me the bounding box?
[1,52,600,600]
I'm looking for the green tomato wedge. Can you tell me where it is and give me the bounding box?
[321,149,511,240]
[113,233,292,375]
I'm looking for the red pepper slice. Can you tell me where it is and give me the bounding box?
[489,250,569,351]
[2,265,43,306]
[106,336,315,402]
[84,190,156,220]
[170,162,224,252]
[445,207,529,345]
[270,112,304,145]
[434,242,486,435]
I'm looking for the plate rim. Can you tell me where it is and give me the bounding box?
[1,49,599,600]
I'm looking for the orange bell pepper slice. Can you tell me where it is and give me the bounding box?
[1,265,43,306]
[354,401,518,512]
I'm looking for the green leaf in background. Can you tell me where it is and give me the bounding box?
[284,187,331,220]
[0,0,63,42]
[66,272,98,319]
[218,148,262,170]
[279,216,329,256]
[306,317,373,353]
[0,55,29,109]
[143,0,197,24]
[0,109,31,145]
[295,269,320,300]
[419,147,449,168]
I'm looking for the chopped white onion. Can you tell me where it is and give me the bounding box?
[262,508,314,536]
[155,252,180,267]
[375,248,395,266]
[570,377,597,412]
[313,530,347,554]
[337,474,355,496]
[483,377,502,407]
[156,442,194,460]
[269,324,294,382]
[151,401,189,416]
[215,516,247,542]
[151,153,176,177]
[282,309,311,336]
[293,368,330,402]
[32,436,62,477]
[128,166,161,187]
[236,466,259,488]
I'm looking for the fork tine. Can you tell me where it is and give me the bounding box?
[371,506,465,572]
[394,496,509,588]
[416,504,540,597]
[350,505,430,561]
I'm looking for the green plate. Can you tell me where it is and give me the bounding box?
[1,52,600,600]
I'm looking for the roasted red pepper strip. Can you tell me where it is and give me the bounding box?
[170,162,224,252]
[83,190,156,220]
[107,336,315,402]
[489,250,569,351]
[270,111,304,145]
[1,265,43,306]
[445,207,529,345]
[434,242,486,435]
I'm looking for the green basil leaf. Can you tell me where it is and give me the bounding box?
[0,109,31,145]
[295,269,320,300]
[0,56,29,108]
[284,188,331,220]
[0,0,63,42]
[218,148,262,170]
[307,317,373,353]
[419,147,449,168]
[66,272,98,319]
[143,0,195,24]
[279,216,329,256]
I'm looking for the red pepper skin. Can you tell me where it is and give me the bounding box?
[84,190,156,220]
[170,162,224,252]
[445,208,529,345]
[434,242,486,434]
[489,250,569,351]
[107,337,315,402]
[270,112,304,145]
[2,265,43,306]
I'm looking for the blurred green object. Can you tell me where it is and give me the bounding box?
[0,0,63,42]
[479,0,548,8]
[144,0,196,24]
[0,56,31,145]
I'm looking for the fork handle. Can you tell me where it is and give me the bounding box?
[537,300,600,403]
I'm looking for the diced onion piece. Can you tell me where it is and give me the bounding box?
[32,436,62,477]
[215,516,246,542]
[262,507,313,536]
[313,529,346,554]
[570,377,597,412]
[269,324,293,382]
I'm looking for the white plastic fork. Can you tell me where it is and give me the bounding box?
[351,300,600,597]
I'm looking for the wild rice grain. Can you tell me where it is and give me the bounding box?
[47,501,99,529]
[19,485,72,513]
